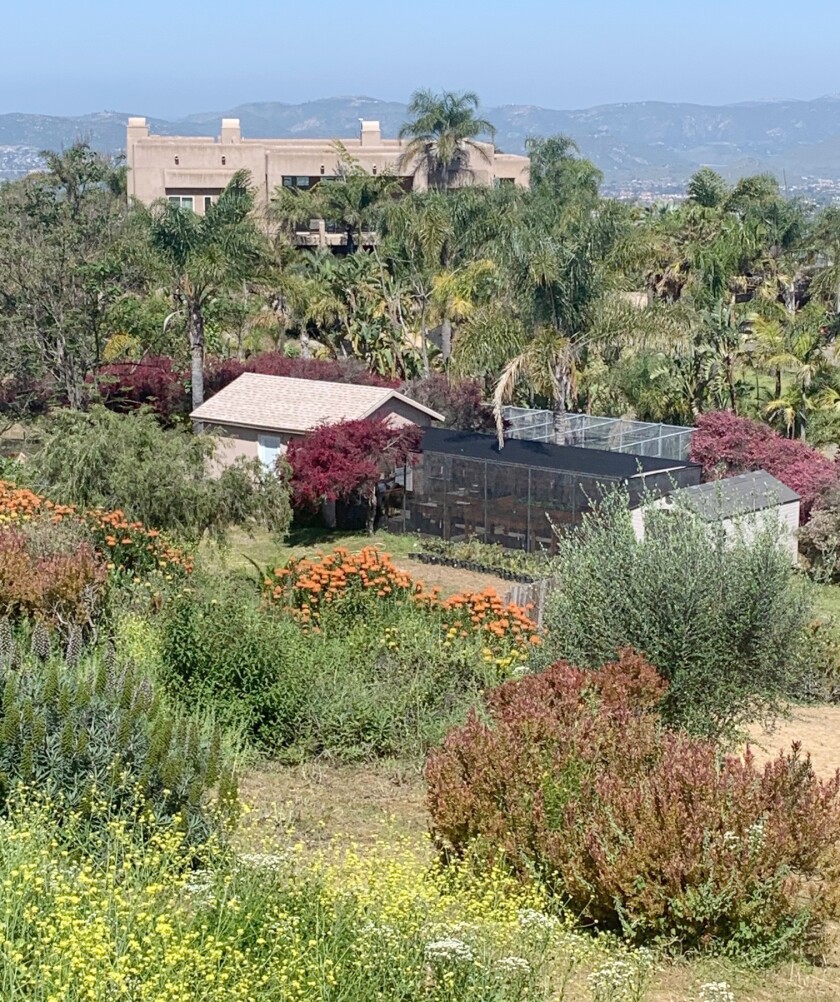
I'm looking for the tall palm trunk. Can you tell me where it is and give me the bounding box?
[189,299,205,413]
[419,297,430,376]
[440,316,453,366]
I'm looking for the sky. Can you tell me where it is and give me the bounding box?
[3,0,839,118]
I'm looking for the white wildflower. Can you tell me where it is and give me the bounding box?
[721,830,740,850]
[747,818,766,852]
[517,907,559,932]
[588,954,652,1002]
[699,981,736,1002]
[496,955,531,975]
[236,851,289,869]
[424,938,474,964]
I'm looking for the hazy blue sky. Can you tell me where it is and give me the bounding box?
[4,0,838,117]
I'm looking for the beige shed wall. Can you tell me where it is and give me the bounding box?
[631,499,800,565]
[368,399,438,428]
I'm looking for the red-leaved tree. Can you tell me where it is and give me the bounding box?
[403,374,494,432]
[287,418,421,534]
[691,411,840,521]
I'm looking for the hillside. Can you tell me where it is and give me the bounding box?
[4,94,840,199]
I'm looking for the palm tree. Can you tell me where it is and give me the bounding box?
[491,326,580,446]
[812,206,840,314]
[145,171,264,410]
[398,89,496,190]
[271,149,401,254]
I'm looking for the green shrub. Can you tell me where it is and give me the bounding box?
[29,406,292,543]
[426,650,840,961]
[540,490,817,738]
[159,579,504,760]
[0,621,237,846]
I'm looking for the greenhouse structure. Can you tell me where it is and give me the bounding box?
[386,428,701,553]
[502,407,694,461]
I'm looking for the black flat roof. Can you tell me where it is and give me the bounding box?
[421,427,700,480]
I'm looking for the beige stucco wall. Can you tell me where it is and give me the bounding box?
[368,399,437,428]
[203,422,297,473]
[126,117,529,212]
[201,401,435,472]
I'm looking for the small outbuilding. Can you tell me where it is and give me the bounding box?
[631,470,801,564]
[190,373,444,469]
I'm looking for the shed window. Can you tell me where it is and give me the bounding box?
[258,434,283,470]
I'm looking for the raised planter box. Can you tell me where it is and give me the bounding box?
[407,551,537,583]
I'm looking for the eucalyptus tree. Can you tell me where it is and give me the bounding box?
[0,142,131,409]
[398,89,496,190]
[144,170,266,409]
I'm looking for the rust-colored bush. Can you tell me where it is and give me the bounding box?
[425,651,840,959]
[0,528,107,628]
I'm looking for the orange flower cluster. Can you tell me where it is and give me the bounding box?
[435,588,541,651]
[263,544,540,650]
[0,481,191,575]
[265,546,420,624]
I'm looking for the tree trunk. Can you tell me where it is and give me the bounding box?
[419,298,430,376]
[189,301,206,413]
[440,316,453,366]
[775,369,782,400]
[365,491,377,536]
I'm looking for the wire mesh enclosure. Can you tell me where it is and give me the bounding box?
[502,407,694,461]
[386,429,701,553]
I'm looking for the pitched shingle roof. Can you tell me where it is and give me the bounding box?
[670,470,800,520]
[190,373,444,433]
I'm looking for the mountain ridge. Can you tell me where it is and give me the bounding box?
[3,95,840,199]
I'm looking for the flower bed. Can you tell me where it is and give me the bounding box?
[262,545,541,663]
[0,481,192,576]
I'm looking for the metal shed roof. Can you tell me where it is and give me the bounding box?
[421,427,699,480]
[670,471,800,520]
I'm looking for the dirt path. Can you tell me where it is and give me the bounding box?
[747,705,840,778]
[391,557,510,597]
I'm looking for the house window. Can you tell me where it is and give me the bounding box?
[204,195,213,213]
[281,176,311,189]
[258,433,283,470]
[167,195,194,210]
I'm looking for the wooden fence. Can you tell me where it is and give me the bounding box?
[502,578,552,627]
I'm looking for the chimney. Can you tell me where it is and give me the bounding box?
[220,118,241,143]
[125,117,149,194]
[359,119,381,147]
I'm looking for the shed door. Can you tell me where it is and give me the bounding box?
[257,433,283,470]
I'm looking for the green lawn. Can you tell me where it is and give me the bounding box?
[201,524,422,574]
[812,581,840,624]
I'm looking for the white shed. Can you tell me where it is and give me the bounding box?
[631,470,801,565]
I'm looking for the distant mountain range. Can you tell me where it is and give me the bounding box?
[4,95,840,200]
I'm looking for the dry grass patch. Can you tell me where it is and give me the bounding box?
[238,758,428,852]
